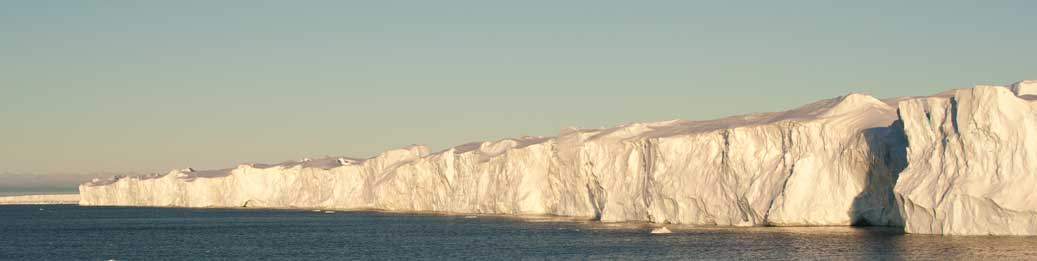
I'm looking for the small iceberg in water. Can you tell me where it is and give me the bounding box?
[650,227,672,234]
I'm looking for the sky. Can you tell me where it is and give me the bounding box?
[1,0,1035,190]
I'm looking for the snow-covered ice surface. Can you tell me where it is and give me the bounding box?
[79,80,1037,235]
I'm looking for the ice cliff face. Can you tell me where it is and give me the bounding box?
[0,194,79,205]
[79,93,904,227]
[895,85,1037,235]
[80,80,1037,235]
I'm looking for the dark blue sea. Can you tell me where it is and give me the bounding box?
[2,205,1036,260]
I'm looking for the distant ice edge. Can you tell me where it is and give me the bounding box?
[79,81,1037,236]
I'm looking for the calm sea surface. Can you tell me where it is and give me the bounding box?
[1,205,1036,260]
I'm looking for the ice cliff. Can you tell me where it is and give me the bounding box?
[80,80,1037,236]
[0,194,80,205]
[895,85,1037,235]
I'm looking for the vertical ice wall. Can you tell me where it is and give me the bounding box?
[80,93,904,227]
[895,86,1037,235]
[80,81,1037,235]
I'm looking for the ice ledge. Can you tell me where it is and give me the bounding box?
[1010,80,1037,96]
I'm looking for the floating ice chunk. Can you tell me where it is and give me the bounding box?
[650,227,672,234]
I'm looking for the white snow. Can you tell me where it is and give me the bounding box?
[77,80,1037,236]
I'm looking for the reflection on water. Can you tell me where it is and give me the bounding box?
[1,205,1035,259]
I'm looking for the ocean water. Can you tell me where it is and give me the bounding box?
[1,205,1036,260]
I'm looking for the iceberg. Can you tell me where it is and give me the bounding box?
[895,85,1037,235]
[0,194,80,205]
[79,80,1037,235]
[650,227,672,234]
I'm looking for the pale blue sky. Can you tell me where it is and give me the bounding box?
[1,1,1035,188]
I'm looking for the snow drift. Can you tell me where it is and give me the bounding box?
[80,80,1037,235]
